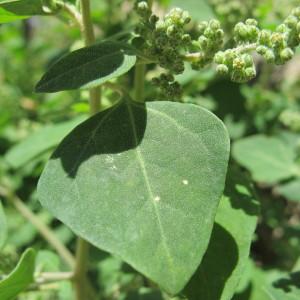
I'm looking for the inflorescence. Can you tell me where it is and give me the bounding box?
[133,1,300,97]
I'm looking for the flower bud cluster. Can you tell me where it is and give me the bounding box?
[209,0,256,30]
[134,2,192,74]
[188,19,224,69]
[214,49,256,82]
[152,74,182,99]
[255,7,300,65]
[134,1,193,97]
[214,7,300,82]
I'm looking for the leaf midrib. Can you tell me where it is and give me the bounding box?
[125,101,176,282]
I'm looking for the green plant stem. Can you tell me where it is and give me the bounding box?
[60,2,83,31]
[73,238,90,299]
[134,63,146,102]
[72,1,101,299]
[183,43,257,62]
[80,0,101,114]
[0,186,75,269]
[35,272,74,284]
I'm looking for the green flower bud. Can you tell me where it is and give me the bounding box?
[216,64,229,75]
[198,21,208,34]
[256,45,268,55]
[215,29,224,40]
[204,27,214,38]
[248,25,259,41]
[244,67,256,79]
[276,24,289,33]
[264,49,275,63]
[167,25,176,37]
[234,22,248,39]
[292,7,300,18]
[136,1,150,17]
[259,30,271,45]
[245,19,258,26]
[242,54,253,67]
[182,11,191,24]
[182,34,192,45]
[280,47,294,61]
[209,19,221,30]
[233,57,245,70]
[285,15,298,28]
[271,33,286,48]
[199,36,208,49]
[214,51,225,64]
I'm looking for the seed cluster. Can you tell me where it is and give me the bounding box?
[133,1,300,95]
[214,8,300,82]
[134,1,194,97]
[187,20,224,70]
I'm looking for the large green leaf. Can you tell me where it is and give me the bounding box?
[5,116,86,169]
[35,41,136,93]
[182,168,259,300]
[0,248,36,300]
[232,135,298,184]
[38,100,230,294]
[276,179,300,203]
[0,0,58,23]
[0,201,7,250]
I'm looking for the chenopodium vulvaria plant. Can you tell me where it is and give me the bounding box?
[133,2,300,95]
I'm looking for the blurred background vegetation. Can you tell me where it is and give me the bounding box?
[1,0,300,299]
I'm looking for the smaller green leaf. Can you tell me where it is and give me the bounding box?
[276,179,300,203]
[5,116,86,169]
[35,41,136,93]
[0,0,58,23]
[234,262,300,300]
[182,167,259,300]
[0,201,7,250]
[232,135,297,184]
[0,248,36,300]
[0,7,27,23]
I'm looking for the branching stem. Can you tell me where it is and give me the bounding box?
[0,185,75,269]
[72,1,101,299]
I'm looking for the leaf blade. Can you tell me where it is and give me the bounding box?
[37,100,230,294]
[0,248,36,300]
[35,41,136,93]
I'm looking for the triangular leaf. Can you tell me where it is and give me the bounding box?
[36,41,136,93]
[0,248,36,300]
[37,100,230,294]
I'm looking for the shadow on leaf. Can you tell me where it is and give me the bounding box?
[224,166,260,216]
[182,223,238,300]
[272,271,300,293]
[51,100,147,178]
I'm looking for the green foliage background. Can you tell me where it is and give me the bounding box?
[0,0,300,299]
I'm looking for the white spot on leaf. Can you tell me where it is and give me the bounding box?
[182,179,189,185]
[154,196,161,202]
